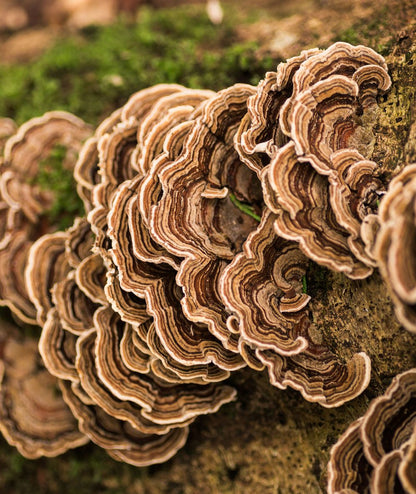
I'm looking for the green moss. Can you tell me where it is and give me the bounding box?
[35,144,85,230]
[0,6,273,126]
[337,27,361,46]
[336,5,394,55]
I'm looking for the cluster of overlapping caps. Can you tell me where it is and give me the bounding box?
[0,40,415,489]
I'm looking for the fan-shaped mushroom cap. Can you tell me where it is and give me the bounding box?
[2,111,91,222]
[257,347,371,408]
[128,176,180,268]
[76,252,108,304]
[25,232,72,325]
[87,84,191,262]
[39,308,80,382]
[220,210,310,357]
[65,217,94,268]
[0,322,88,458]
[0,169,49,223]
[328,369,416,493]
[373,164,416,332]
[107,178,244,374]
[150,84,263,351]
[0,112,90,323]
[263,142,374,278]
[279,42,390,139]
[0,226,38,323]
[235,71,290,175]
[235,48,320,175]
[139,118,193,229]
[3,111,90,178]
[53,273,98,334]
[132,88,215,176]
[93,306,237,425]
[75,327,195,434]
[328,149,383,267]
[220,208,371,406]
[144,321,232,384]
[362,369,416,467]
[288,71,389,175]
[327,418,372,494]
[60,380,189,467]
[151,83,260,260]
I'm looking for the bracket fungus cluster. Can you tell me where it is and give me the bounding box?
[0,40,414,479]
[367,164,416,333]
[327,369,416,493]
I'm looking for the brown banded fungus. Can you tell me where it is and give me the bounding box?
[60,379,190,467]
[30,210,237,465]
[220,210,371,406]
[373,164,416,333]
[0,321,88,458]
[0,42,396,467]
[108,178,244,376]
[0,112,91,323]
[327,369,416,493]
[150,84,263,352]
[235,48,320,175]
[87,84,194,262]
[254,42,391,279]
[279,42,390,141]
[263,142,381,278]
[220,210,311,357]
[84,83,243,378]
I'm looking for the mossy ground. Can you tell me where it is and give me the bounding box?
[0,5,273,126]
[0,1,416,493]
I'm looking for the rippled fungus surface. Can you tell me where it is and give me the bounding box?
[1,42,414,483]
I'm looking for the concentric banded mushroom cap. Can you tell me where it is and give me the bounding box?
[256,347,371,408]
[361,369,416,467]
[0,112,90,323]
[2,111,91,222]
[279,42,390,138]
[107,182,244,373]
[92,306,237,425]
[0,322,88,458]
[263,142,374,279]
[328,369,416,493]
[235,48,321,175]
[32,210,238,465]
[373,164,416,332]
[60,380,190,467]
[149,84,263,351]
[288,72,389,175]
[327,418,372,494]
[25,232,72,325]
[220,210,311,357]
